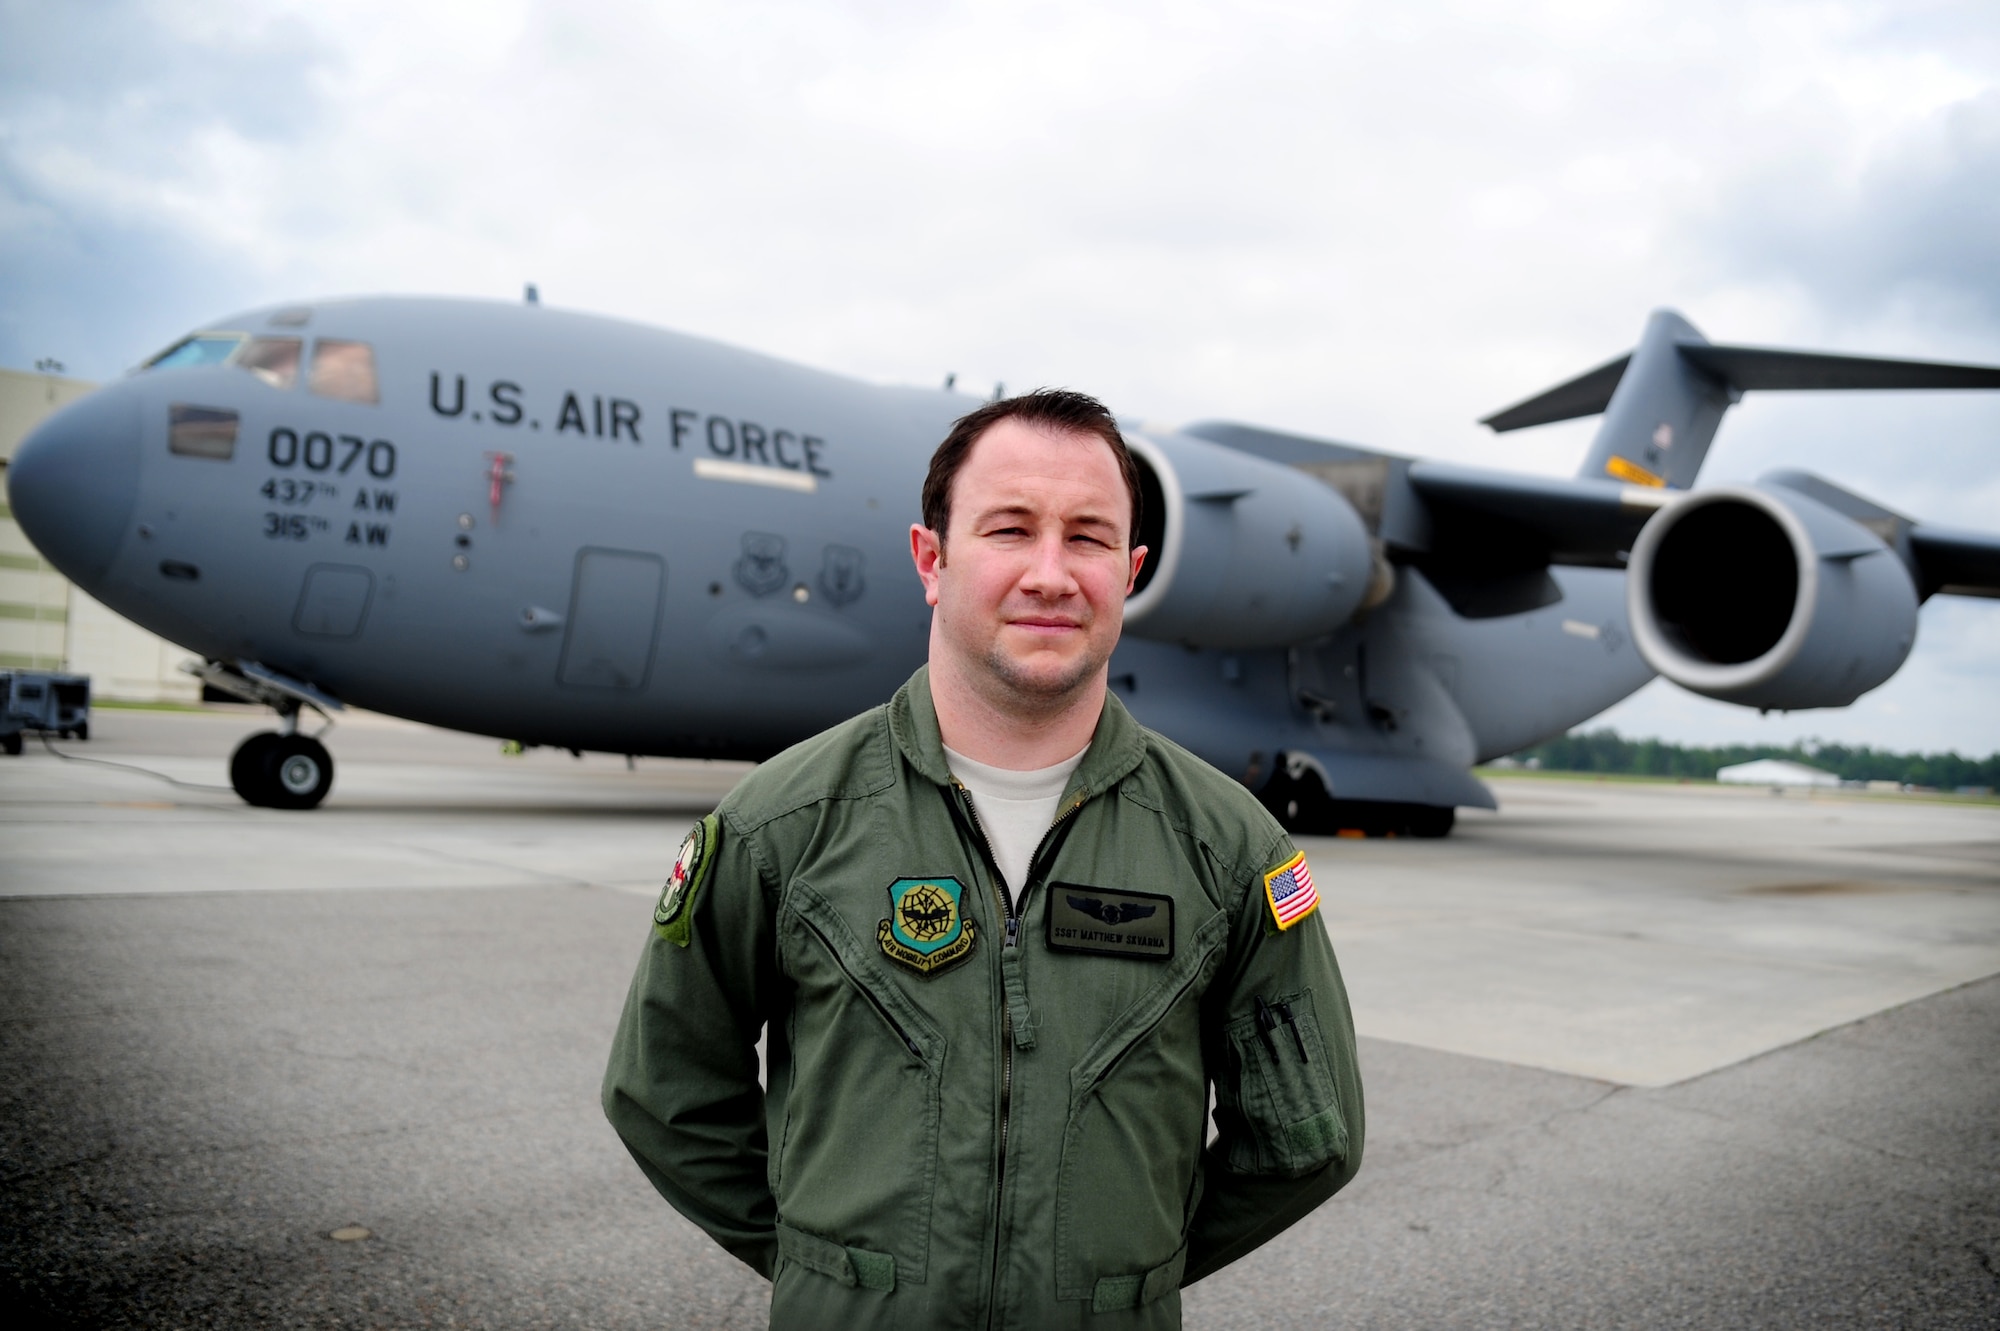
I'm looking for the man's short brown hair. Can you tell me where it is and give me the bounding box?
[920,389,1143,543]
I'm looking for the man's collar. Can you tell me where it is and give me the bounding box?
[888,665,1147,802]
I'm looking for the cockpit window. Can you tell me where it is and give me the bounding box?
[237,336,302,390]
[308,339,379,404]
[144,333,245,370]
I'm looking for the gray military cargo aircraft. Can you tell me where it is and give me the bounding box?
[9,298,2000,832]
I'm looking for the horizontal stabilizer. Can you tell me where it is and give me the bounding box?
[1483,340,2000,433]
[1480,355,1631,432]
[1679,345,2000,393]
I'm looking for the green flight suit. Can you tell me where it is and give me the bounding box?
[604,667,1363,1330]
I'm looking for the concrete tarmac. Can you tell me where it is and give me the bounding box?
[2,708,1997,1328]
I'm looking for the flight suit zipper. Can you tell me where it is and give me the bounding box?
[949,781,1089,1328]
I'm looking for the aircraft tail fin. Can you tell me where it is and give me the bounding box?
[1481,311,2000,491]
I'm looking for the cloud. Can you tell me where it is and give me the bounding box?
[0,0,340,369]
[0,0,330,137]
[1693,87,2000,334]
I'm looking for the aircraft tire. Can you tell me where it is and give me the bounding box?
[1,731,22,756]
[229,732,283,807]
[1407,805,1455,838]
[1259,774,1460,839]
[265,735,334,810]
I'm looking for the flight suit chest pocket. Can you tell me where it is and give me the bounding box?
[776,883,944,1285]
[1221,987,1348,1178]
[1052,913,1226,1302]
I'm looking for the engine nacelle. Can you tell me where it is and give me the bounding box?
[1627,483,1918,710]
[1123,429,1376,649]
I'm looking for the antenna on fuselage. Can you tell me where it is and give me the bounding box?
[524,283,540,305]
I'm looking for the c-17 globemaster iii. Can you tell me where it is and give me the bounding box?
[9,298,2000,832]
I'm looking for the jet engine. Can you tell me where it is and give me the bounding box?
[1627,483,1918,710]
[1122,430,1378,649]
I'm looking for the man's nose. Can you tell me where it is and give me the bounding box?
[1017,532,1078,594]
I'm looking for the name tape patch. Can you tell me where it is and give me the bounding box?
[1046,885,1174,961]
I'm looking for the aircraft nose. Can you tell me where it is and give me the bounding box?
[6,386,142,587]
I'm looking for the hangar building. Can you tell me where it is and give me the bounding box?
[0,366,197,702]
[1715,758,1840,788]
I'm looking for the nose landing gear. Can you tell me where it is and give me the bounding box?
[190,659,342,811]
[230,729,335,809]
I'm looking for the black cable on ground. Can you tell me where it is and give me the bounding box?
[36,731,237,795]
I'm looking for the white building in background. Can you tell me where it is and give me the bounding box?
[0,366,199,702]
[1716,758,1840,788]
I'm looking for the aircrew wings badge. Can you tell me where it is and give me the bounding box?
[1261,851,1319,932]
[654,813,720,947]
[878,877,976,977]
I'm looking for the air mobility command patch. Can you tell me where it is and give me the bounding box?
[877,877,976,977]
[654,813,720,947]
[1261,851,1320,933]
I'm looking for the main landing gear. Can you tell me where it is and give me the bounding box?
[230,728,334,809]
[1258,756,1456,838]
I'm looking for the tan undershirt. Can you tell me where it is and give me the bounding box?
[943,743,1088,900]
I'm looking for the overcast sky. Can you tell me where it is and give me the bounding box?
[4,0,1997,754]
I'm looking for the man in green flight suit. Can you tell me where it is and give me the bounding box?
[604,389,1363,1329]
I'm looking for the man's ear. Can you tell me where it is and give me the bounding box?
[910,523,947,608]
[1126,545,1148,596]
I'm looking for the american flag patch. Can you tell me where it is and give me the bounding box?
[1262,852,1319,930]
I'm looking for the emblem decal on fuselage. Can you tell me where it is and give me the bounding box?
[878,877,976,977]
[735,531,789,596]
[818,544,866,606]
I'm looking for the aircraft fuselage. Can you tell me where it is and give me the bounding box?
[12,296,1662,818]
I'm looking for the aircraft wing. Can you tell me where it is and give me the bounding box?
[1403,460,2000,600]
[1181,422,1668,569]
[1910,525,2000,600]
[1402,461,1666,567]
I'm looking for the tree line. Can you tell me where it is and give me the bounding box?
[1505,729,2000,790]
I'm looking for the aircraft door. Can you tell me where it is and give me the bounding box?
[557,547,665,690]
[293,564,375,638]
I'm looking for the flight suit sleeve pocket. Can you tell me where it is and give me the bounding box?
[1220,987,1349,1178]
